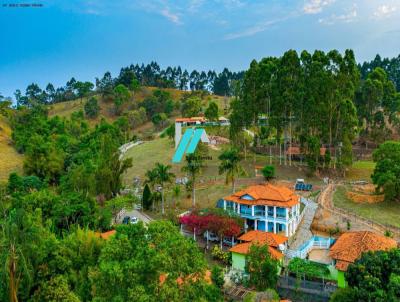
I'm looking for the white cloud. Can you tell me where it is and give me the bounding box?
[303,0,335,14]
[224,17,289,40]
[319,6,357,25]
[160,8,182,24]
[374,5,397,19]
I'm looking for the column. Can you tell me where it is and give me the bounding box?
[285,223,289,237]
[273,207,276,219]
[237,203,240,215]
[285,208,288,221]
[223,200,226,210]
[273,222,276,234]
[251,205,255,217]
[254,220,258,230]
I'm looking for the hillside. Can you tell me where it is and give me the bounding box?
[48,87,230,129]
[0,116,23,182]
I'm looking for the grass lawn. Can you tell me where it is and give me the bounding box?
[333,185,400,228]
[346,160,375,181]
[0,116,23,182]
[122,135,324,211]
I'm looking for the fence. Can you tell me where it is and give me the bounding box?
[285,236,333,259]
[278,275,337,297]
[322,205,400,239]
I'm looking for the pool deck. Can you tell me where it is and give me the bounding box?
[308,249,332,265]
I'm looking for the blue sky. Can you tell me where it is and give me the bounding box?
[1,0,400,98]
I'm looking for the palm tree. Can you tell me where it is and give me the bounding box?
[171,185,181,209]
[182,153,203,208]
[218,147,246,193]
[145,168,158,211]
[153,163,175,215]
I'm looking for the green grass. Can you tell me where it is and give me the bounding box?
[346,160,375,181]
[0,116,23,182]
[333,185,400,228]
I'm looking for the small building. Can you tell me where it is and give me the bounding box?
[220,183,301,237]
[229,230,288,271]
[329,231,397,288]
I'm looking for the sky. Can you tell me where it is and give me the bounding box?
[1,0,400,98]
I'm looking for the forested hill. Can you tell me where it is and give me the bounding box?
[10,62,243,107]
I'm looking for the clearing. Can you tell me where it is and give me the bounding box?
[333,185,400,228]
[0,116,23,182]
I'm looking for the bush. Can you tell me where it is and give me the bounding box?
[211,265,224,289]
[262,165,275,181]
[211,245,230,264]
[84,97,100,118]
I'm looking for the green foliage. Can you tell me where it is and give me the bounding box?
[288,258,331,279]
[89,221,222,301]
[329,288,357,302]
[152,112,168,129]
[32,275,80,302]
[211,266,224,289]
[205,101,219,121]
[218,147,246,193]
[142,183,153,210]
[244,289,279,302]
[7,172,45,194]
[345,249,400,301]
[181,96,202,117]
[261,165,275,181]
[84,96,100,118]
[211,245,230,264]
[141,89,174,119]
[245,244,278,291]
[113,84,131,115]
[372,141,400,201]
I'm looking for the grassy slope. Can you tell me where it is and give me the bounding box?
[333,185,400,228]
[0,116,23,182]
[346,160,376,181]
[122,135,323,209]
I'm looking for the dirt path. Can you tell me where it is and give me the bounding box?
[313,183,400,241]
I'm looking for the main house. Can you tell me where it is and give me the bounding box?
[219,183,301,237]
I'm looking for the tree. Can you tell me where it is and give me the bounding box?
[182,152,204,208]
[152,113,168,129]
[96,71,114,99]
[329,288,357,302]
[218,148,246,193]
[371,141,400,201]
[113,84,131,115]
[84,97,100,118]
[32,275,80,302]
[211,266,224,289]
[74,81,94,101]
[142,184,153,210]
[89,221,222,302]
[205,101,219,121]
[345,249,400,301]
[245,244,278,291]
[153,163,175,215]
[181,96,202,117]
[262,165,275,181]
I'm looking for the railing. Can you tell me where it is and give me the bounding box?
[285,237,333,259]
[278,275,337,298]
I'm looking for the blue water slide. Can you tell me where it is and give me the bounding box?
[172,128,194,163]
[186,128,204,154]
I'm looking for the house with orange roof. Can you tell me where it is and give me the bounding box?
[329,231,397,288]
[220,183,301,237]
[229,230,288,271]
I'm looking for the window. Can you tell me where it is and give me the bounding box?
[240,194,254,200]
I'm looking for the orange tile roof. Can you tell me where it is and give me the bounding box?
[229,242,283,260]
[175,117,206,123]
[224,183,299,208]
[329,231,397,271]
[238,230,288,248]
[95,230,116,240]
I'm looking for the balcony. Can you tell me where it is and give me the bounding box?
[240,208,252,216]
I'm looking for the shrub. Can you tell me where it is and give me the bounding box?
[211,245,230,264]
[262,165,275,181]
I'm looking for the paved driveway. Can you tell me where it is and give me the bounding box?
[116,209,153,225]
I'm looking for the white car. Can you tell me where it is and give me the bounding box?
[203,231,219,242]
[122,216,139,224]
